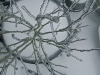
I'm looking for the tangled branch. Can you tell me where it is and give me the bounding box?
[0,0,100,75]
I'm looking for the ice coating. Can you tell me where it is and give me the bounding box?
[3,0,68,57]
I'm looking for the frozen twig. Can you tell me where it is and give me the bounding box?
[0,0,99,75]
[12,0,24,19]
[21,6,36,19]
[71,48,100,52]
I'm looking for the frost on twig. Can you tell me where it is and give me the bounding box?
[0,0,100,75]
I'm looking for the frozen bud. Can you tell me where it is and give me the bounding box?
[45,14,59,23]
[44,13,52,20]
[35,14,44,21]
[45,13,50,18]
[74,28,81,33]
[11,34,20,41]
[52,16,59,23]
